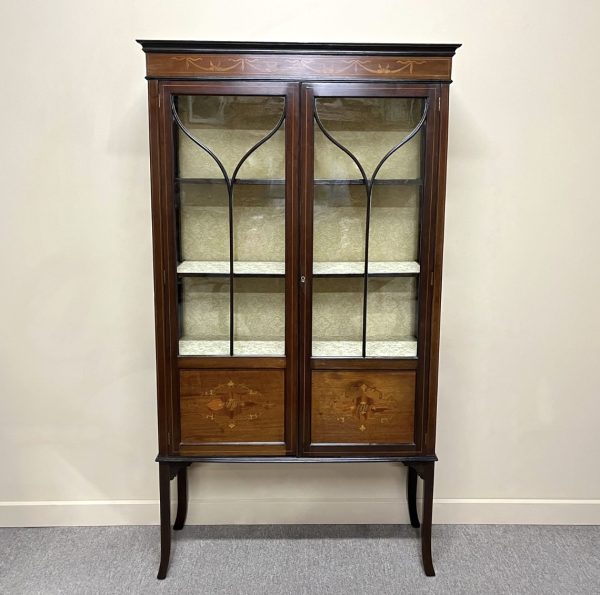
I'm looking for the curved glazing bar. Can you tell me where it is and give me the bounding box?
[170,97,232,193]
[313,106,368,184]
[369,101,429,187]
[231,109,286,182]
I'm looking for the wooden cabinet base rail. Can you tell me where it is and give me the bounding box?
[156,455,437,463]
[156,458,436,579]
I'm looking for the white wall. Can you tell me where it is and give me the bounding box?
[1,0,599,526]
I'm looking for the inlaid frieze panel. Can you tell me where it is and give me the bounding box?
[147,53,452,80]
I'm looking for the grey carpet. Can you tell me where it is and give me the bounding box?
[0,525,599,595]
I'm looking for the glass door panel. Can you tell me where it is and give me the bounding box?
[310,92,429,358]
[171,93,287,356]
[369,185,420,272]
[314,124,365,182]
[313,185,366,273]
[178,181,229,271]
[177,95,285,178]
[366,277,418,357]
[314,97,424,180]
[233,184,285,272]
[179,277,230,356]
[312,278,364,357]
[234,278,285,355]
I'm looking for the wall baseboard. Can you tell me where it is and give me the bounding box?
[1,498,599,527]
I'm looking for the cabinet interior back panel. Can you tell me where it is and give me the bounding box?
[312,277,417,341]
[181,277,285,341]
[180,185,285,263]
[313,185,419,263]
[179,167,419,266]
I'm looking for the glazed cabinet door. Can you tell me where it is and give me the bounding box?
[157,82,299,456]
[299,82,440,456]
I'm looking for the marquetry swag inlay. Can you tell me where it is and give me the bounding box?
[146,53,452,80]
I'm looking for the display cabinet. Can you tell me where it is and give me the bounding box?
[139,40,459,579]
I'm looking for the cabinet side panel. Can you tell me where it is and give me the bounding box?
[311,370,415,444]
[148,80,170,455]
[425,83,450,452]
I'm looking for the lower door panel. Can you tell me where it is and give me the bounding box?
[311,370,416,446]
[179,369,288,455]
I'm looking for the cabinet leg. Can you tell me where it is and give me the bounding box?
[173,464,189,531]
[157,463,172,580]
[420,462,435,577]
[407,466,420,528]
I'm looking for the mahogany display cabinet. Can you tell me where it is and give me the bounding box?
[138,40,460,579]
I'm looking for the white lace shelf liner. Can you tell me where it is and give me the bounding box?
[178,261,419,276]
[312,340,417,358]
[313,261,420,275]
[179,339,417,358]
[179,339,285,356]
[177,261,285,275]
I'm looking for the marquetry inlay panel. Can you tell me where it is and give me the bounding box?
[311,370,415,444]
[146,53,452,80]
[180,370,285,444]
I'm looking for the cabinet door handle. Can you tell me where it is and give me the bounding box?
[300,275,306,283]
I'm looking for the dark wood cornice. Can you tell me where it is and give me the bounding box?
[137,40,461,57]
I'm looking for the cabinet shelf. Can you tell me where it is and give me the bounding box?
[178,339,417,358]
[177,261,285,276]
[315,178,422,186]
[177,261,419,277]
[312,339,418,358]
[313,261,420,276]
[175,177,422,187]
[176,178,286,186]
[179,339,285,356]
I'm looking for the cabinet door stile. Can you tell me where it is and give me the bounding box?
[148,80,171,456]
[413,84,442,456]
[284,82,301,454]
[424,83,451,453]
[158,81,180,454]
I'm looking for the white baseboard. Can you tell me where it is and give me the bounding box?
[1,498,599,527]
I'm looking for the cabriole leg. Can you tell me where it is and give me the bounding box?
[157,462,172,580]
[173,464,189,531]
[420,462,435,577]
[407,465,420,528]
